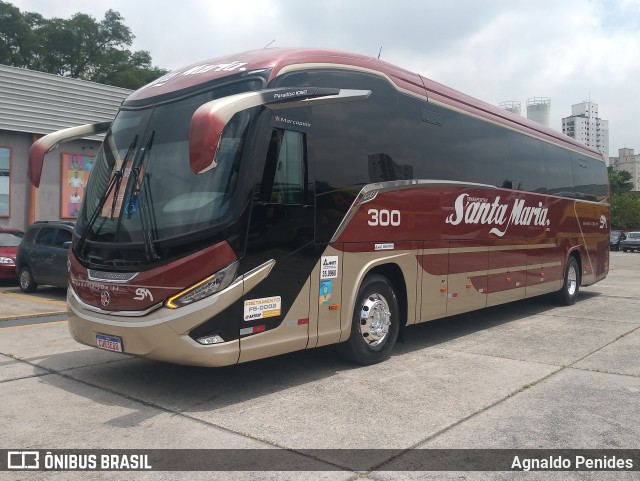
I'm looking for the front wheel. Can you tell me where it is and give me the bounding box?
[340,274,400,365]
[554,256,580,306]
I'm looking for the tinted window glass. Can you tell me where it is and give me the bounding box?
[507,132,546,193]
[271,69,400,243]
[24,227,37,243]
[572,154,608,201]
[395,95,463,182]
[258,129,306,205]
[543,143,574,196]
[54,229,72,248]
[274,130,305,204]
[273,69,399,189]
[35,227,56,246]
[457,115,511,188]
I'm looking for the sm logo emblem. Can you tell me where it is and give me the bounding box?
[134,288,154,301]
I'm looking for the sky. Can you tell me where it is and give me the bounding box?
[11,0,640,158]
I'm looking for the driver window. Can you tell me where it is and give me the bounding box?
[259,129,306,204]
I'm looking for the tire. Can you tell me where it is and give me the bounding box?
[623,248,628,252]
[18,266,38,293]
[554,256,580,306]
[340,274,400,365]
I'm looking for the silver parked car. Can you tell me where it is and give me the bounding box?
[620,231,640,252]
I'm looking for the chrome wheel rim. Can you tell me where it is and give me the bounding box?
[358,293,391,347]
[19,270,30,290]
[567,264,578,296]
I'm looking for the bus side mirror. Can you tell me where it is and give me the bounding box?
[189,88,370,174]
[28,122,111,187]
[189,91,267,175]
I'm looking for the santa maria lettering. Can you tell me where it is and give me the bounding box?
[445,193,550,237]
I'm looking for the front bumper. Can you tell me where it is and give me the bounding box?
[66,280,242,367]
[66,259,276,367]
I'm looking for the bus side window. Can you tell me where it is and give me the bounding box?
[572,154,608,201]
[260,129,306,205]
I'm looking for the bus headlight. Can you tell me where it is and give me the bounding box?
[165,261,238,309]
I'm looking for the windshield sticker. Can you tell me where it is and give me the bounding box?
[243,296,281,321]
[319,280,333,305]
[320,256,339,279]
[124,194,139,217]
[445,193,550,238]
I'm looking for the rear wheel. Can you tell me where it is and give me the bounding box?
[554,256,580,305]
[18,266,38,293]
[340,274,400,365]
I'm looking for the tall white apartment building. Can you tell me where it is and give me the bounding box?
[609,148,640,192]
[562,101,609,163]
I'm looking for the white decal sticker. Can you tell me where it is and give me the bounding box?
[445,193,550,237]
[368,209,401,227]
[243,297,281,321]
[133,288,154,301]
[599,215,607,229]
[321,256,339,279]
[145,61,248,88]
[375,243,394,251]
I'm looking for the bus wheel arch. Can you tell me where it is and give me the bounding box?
[367,263,408,328]
[340,265,405,365]
[554,251,581,306]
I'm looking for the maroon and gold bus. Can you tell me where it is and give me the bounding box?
[29,48,610,366]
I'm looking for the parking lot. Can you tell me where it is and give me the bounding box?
[1,252,639,480]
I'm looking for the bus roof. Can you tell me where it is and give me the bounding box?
[128,47,602,160]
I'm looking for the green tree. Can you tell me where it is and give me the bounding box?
[0,1,167,89]
[608,166,634,195]
[608,167,640,229]
[0,2,41,67]
[611,192,640,230]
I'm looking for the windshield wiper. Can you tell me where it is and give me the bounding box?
[110,135,138,217]
[76,135,138,260]
[127,131,159,261]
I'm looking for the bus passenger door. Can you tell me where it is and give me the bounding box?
[239,128,314,363]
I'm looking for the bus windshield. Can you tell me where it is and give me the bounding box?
[75,84,259,268]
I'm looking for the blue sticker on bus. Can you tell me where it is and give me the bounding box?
[319,279,332,305]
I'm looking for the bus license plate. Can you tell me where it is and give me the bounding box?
[96,334,123,352]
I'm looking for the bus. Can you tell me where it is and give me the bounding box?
[28,48,610,367]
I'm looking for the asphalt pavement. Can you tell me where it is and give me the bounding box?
[0,252,639,480]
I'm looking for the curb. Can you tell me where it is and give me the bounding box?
[0,311,68,322]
